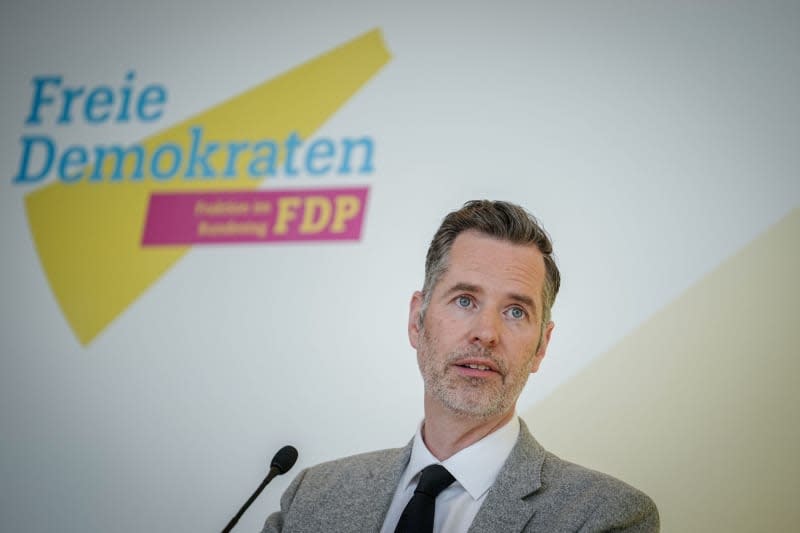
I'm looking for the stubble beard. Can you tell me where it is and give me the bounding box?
[417,326,534,420]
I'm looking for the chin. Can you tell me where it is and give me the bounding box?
[440,392,509,419]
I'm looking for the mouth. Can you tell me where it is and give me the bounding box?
[451,358,501,378]
[463,363,492,371]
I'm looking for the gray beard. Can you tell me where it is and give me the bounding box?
[417,329,532,419]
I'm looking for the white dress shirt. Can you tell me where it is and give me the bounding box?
[380,416,520,533]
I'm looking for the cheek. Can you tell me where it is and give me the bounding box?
[424,316,449,342]
[515,335,543,367]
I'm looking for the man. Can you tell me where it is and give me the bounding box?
[262,200,659,532]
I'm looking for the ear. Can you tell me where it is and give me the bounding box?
[529,321,555,374]
[408,291,424,349]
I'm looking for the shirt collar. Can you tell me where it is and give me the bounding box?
[401,415,520,500]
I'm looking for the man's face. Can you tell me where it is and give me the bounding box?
[408,230,554,420]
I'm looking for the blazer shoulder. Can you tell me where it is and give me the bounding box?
[540,452,659,531]
[301,445,408,480]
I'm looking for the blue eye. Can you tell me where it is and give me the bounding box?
[456,295,472,308]
[507,307,526,320]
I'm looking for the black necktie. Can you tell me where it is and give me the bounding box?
[394,464,456,533]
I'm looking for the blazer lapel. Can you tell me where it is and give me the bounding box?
[467,419,546,533]
[348,441,413,531]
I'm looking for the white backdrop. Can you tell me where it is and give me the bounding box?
[1,1,798,532]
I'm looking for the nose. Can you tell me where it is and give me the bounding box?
[470,308,500,348]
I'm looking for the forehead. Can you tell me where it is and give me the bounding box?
[438,230,546,308]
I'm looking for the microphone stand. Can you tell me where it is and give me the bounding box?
[221,465,281,533]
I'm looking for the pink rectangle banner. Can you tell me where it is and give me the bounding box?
[141,187,369,245]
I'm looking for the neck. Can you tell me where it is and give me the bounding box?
[421,397,516,460]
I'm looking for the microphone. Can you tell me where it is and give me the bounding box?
[270,445,299,475]
[221,445,298,533]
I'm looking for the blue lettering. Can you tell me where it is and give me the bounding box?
[13,136,54,183]
[90,145,145,181]
[137,85,167,122]
[305,139,334,175]
[249,140,278,178]
[25,76,62,125]
[117,71,135,122]
[84,86,114,124]
[339,137,374,174]
[151,144,181,179]
[284,132,302,176]
[58,145,88,182]
[185,126,219,178]
[223,142,249,178]
[58,86,84,124]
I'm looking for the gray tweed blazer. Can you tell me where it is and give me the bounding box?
[261,420,659,532]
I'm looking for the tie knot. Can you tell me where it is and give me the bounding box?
[415,464,455,498]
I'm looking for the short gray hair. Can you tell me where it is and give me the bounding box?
[420,200,560,325]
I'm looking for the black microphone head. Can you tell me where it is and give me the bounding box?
[270,445,298,475]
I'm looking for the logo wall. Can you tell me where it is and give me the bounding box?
[15,29,391,345]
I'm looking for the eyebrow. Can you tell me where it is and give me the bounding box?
[442,282,539,317]
[443,282,482,297]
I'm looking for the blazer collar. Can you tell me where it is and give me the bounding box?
[467,418,546,533]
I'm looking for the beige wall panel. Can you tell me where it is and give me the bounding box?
[523,208,800,532]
